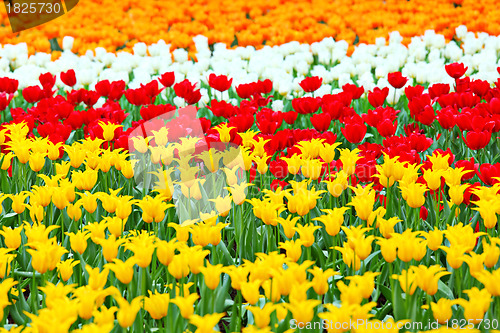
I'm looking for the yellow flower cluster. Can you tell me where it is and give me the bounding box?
[0,0,499,55]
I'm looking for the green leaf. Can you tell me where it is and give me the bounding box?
[437,279,455,300]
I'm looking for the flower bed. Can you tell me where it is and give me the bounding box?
[1,0,500,55]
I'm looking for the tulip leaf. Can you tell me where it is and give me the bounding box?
[437,279,455,300]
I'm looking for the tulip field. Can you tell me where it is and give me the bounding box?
[2,1,500,332]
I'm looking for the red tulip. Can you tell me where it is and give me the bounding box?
[283,111,298,125]
[416,105,435,126]
[174,79,201,105]
[64,111,84,130]
[445,62,467,79]
[388,72,408,89]
[228,113,254,132]
[292,97,321,114]
[0,92,13,111]
[464,130,491,150]
[199,117,211,133]
[208,100,237,118]
[342,83,364,99]
[22,86,43,103]
[125,88,151,106]
[236,82,257,99]
[141,80,162,101]
[404,85,425,101]
[108,81,126,101]
[39,72,56,90]
[95,80,111,97]
[490,98,500,114]
[420,206,428,220]
[478,164,500,186]
[455,111,473,131]
[377,119,397,138]
[454,158,477,181]
[257,79,273,95]
[81,90,101,107]
[455,77,471,93]
[60,69,76,87]
[436,106,456,130]
[428,83,450,100]
[0,77,19,94]
[322,100,344,120]
[310,113,331,132]
[269,158,289,179]
[256,109,282,135]
[270,179,288,191]
[341,117,367,143]
[208,74,232,92]
[408,133,432,152]
[299,76,322,92]
[367,87,389,108]
[140,104,176,121]
[158,71,175,87]
[471,79,490,97]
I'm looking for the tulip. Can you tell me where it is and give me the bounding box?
[388,71,408,89]
[24,222,59,246]
[439,245,467,269]
[376,237,397,263]
[339,148,361,176]
[115,296,144,328]
[399,181,427,208]
[168,254,190,279]
[294,224,321,248]
[413,265,451,295]
[0,226,23,250]
[341,118,367,143]
[0,249,15,279]
[425,299,455,325]
[299,76,322,92]
[97,235,126,262]
[60,69,77,87]
[335,242,361,271]
[285,299,321,327]
[247,304,275,329]
[425,229,443,251]
[157,71,175,88]
[171,293,199,318]
[66,230,91,255]
[10,191,29,214]
[189,313,225,333]
[199,263,224,290]
[240,280,262,305]
[392,269,418,296]
[185,247,210,275]
[482,240,500,268]
[308,267,337,295]
[105,258,137,284]
[310,112,331,132]
[86,265,109,290]
[456,288,491,324]
[314,207,348,236]
[278,240,303,262]
[208,73,233,92]
[143,291,170,320]
[445,62,468,79]
[57,259,80,282]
